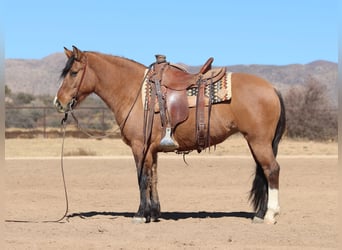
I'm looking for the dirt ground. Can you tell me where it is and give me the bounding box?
[4,138,338,249]
[4,135,338,157]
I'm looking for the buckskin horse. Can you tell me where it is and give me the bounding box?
[54,46,286,224]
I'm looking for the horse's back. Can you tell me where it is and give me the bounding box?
[232,72,276,93]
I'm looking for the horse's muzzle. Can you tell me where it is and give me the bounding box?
[54,97,65,113]
[53,96,77,113]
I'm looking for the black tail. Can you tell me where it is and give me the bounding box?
[249,89,286,218]
[272,89,286,157]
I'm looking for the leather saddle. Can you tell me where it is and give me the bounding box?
[147,55,226,151]
[162,57,226,90]
[155,58,226,128]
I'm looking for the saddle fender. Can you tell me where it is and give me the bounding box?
[166,89,190,128]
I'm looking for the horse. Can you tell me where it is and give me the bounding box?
[54,46,286,224]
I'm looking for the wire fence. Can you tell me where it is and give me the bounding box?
[5,106,338,140]
[5,106,118,138]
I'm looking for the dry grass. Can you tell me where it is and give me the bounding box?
[63,147,97,156]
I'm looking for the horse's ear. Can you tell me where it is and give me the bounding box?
[64,47,73,58]
[72,45,84,61]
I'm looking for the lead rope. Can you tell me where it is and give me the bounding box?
[47,113,70,222]
[6,68,151,224]
[40,113,70,223]
[69,111,120,139]
[55,68,152,220]
[5,113,70,223]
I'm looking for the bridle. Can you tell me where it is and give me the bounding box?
[63,56,151,133]
[68,56,88,111]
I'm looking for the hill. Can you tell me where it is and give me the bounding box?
[5,53,338,106]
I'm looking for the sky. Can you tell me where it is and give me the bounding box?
[2,0,338,66]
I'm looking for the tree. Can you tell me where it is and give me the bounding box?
[5,85,12,96]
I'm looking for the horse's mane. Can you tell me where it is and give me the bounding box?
[60,55,75,79]
[60,51,146,79]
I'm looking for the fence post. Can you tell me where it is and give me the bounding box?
[43,107,47,138]
[102,108,105,133]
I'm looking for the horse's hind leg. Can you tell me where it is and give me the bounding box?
[248,140,280,224]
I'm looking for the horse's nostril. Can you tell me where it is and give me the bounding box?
[53,97,65,112]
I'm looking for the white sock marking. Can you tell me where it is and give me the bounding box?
[268,188,279,212]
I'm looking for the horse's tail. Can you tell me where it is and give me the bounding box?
[272,89,286,157]
[250,89,286,218]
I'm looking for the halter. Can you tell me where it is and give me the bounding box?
[68,56,88,111]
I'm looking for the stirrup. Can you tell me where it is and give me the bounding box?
[159,127,179,152]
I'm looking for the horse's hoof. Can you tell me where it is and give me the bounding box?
[264,217,277,224]
[151,217,160,222]
[252,216,264,224]
[132,216,146,224]
[264,214,277,224]
[264,209,279,224]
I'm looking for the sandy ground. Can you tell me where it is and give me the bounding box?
[4,138,338,249]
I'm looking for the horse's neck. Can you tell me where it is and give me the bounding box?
[89,53,146,127]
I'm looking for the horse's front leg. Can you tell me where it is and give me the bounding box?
[150,152,161,221]
[132,146,160,223]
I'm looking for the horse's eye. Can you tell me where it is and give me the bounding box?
[70,71,78,77]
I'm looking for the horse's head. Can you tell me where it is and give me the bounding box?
[54,46,94,113]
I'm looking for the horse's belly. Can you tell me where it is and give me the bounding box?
[173,104,237,151]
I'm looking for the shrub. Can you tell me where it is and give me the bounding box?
[14,92,35,105]
[283,76,337,140]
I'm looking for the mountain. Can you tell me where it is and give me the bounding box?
[187,60,337,105]
[5,53,338,106]
[5,53,66,97]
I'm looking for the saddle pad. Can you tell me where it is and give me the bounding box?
[141,70,232,110]
[186,72,232,104]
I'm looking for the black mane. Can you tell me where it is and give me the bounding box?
[60,55,75,79]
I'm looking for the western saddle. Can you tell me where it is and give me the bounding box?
[146,55,226,152]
